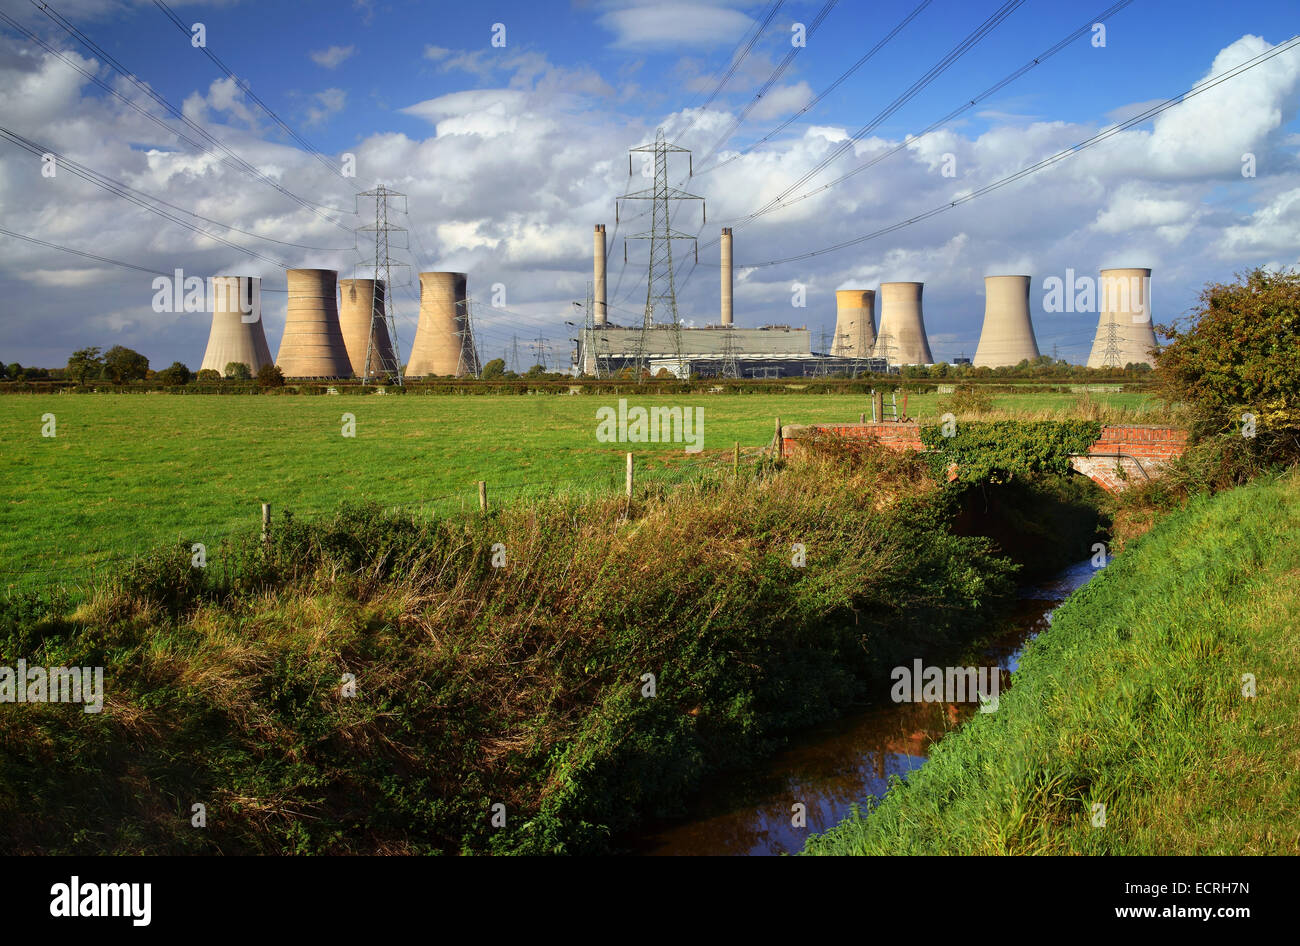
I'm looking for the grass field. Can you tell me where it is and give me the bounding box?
[0,389,1164,590]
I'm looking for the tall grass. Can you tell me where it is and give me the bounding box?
[0,447,1022,854]
[804,470,1300,855]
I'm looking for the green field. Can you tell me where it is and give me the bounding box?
[0,389,1162,590]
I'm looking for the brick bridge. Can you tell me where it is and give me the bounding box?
[780,422,1188,493]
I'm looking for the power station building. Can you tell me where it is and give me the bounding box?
[576,225,860,378]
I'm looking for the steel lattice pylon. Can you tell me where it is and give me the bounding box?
[356,185,409,385]
[617,128,704,378]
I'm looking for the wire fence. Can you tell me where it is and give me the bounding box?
[0,444,774,599]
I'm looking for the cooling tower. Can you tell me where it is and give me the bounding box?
[199,275,273,375]
[594,224,608,327]
[721,227,733,326]
[973,275,1040,367]
[406,272,478,378]
[338,278,397,378]
[276,268,352,378]
[830,289,876,357]
[1086,267,1157,368]
[875,282,933,365]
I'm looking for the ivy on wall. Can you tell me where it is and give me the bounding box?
[919,420,1103,484]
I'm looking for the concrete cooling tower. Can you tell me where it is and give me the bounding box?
[874,281,933,365]
[1086,267,1157,368]
[406,272,478,378]
[339,278,397,378]
[973,275,1041,367]
[594,225,608,327]
[721,227,734,326]
[199,275,273,375]
[276,268,353,378]
[830,289,876,356]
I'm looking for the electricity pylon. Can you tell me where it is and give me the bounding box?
[617,128,704,378]
[1102,318,1123,368]
[356,185,408,385]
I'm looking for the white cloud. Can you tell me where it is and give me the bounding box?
[304,88,346,127]
[749,81,812,121]
[599,2,753,49]
[309,45,355,69]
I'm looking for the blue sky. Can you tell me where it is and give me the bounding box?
[1,0,1298,368]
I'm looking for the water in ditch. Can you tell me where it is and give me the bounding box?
[628,558,1099,856]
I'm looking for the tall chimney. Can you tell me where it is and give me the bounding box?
[593,224,607,327]
[720,227,733,326]
[974,275,1040,367]
[874,281,933,366]
[831,289,876,356]
[1086,267,1157,368]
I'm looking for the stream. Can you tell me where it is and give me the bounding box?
[628,558,1099,856]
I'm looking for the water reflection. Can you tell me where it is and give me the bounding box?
[629,559,1099,856]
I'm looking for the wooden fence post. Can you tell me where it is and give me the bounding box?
[733,441,740,477]
[478,480,488,514]
[774,416,782,459]
[261,503,271,550]
[625,452,634,498]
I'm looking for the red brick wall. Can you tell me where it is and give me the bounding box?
[783,421,1187,493]
[781,422,921,456]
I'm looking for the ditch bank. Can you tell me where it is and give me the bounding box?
[804,472,1300,855]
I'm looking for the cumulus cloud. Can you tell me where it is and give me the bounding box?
[303,87,346,127]
[309,45,355,69]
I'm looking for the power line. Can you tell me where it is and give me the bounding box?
[692,0,787,115]
[695,0,934,176]
[737,34,1300,268]
[734,0,1028,228]
[22,0,355,231]
[0,125,352,254]
[150,0,358,189]
[692,0,841,171]
[0,127,288,267]
[0,225,175,277]
[708,0,1137,236]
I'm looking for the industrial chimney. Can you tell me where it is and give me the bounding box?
[720,227,733,326]
[593,225,607,327]
[275,268,352,378]
[973,275,1040,367]
[406,272,478,378]
[1086,267,1157,368]
[830,289,876,357]
[338,278,397,378]
[875,282,933,365]
[199,275,273,375]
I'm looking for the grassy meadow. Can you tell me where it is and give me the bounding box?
[0,389,1163,591]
